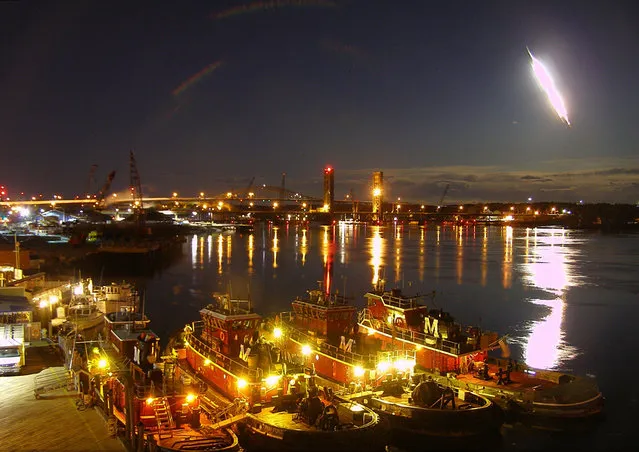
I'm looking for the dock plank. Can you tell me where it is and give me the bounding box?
[0,372,126,451]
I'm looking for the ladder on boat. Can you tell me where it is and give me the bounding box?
[151,397,174,439]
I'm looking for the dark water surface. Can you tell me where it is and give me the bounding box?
[100,223,638,451]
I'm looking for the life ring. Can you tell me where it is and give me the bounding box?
[394,317,406,329]
[220,331,226,342]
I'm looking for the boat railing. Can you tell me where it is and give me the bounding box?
[275,311,295,323]
[296,291,350,307]
[273,317,377,368]
[367,292,426,310]
[376,349,416,364]
[358,309,462,355]
[186,326,260,381]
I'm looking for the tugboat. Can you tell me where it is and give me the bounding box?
[357,281,604,427]
[270,283,502,442]
[102,329,241,451]
[180,293,385,451]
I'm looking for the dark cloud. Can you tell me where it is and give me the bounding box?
[334,159,639,204]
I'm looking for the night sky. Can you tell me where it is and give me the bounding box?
[2,0,638,204]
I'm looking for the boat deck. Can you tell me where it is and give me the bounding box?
[376,391,475,409]
[251,399,369,432]
[153,424,238,450]
[252,408,319,431]
[454,365,555,391]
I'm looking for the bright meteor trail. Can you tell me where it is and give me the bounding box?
[527,47,570,126]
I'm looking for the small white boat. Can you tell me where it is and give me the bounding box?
[65,297,104,331]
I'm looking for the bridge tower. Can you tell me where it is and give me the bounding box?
[371,171,383,222]
[323,166,334,212]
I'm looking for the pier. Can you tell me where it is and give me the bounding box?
[0,342,125,451]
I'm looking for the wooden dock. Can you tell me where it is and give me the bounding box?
[0,343,126,451]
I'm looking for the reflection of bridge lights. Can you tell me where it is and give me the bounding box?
[370,227,383,285]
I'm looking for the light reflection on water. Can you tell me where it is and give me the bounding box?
[370,226,384,286]
[163,223,601,372]
[518,227,579,370]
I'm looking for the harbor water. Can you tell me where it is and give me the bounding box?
[91,223,638,450]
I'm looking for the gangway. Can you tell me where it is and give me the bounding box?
[34,366,75,399]
[207,398,247,429]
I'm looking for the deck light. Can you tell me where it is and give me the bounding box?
[186,394,196,403]
[273,327,282,339]
[393,358,416,372]
[376,361,391,373]
[98,359,108,369]
[353,366,365,378]
[265,375,280,387]
[301,345,311,356]
[237,378,248,389]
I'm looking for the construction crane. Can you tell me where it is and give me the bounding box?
[86,164,98,196]
[129,150,143,208]
[279,173,286,200]
[246,176,255,197]
[95,170,116,207]
[129,151,145,230]
[437,184,450,211]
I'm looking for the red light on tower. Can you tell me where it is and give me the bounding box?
[325,166,332,173]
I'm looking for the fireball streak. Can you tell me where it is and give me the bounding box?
[527,47,570,126]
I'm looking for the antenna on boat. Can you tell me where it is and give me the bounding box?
[139,289,146,333]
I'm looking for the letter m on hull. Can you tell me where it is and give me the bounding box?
[424,317,439,337]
